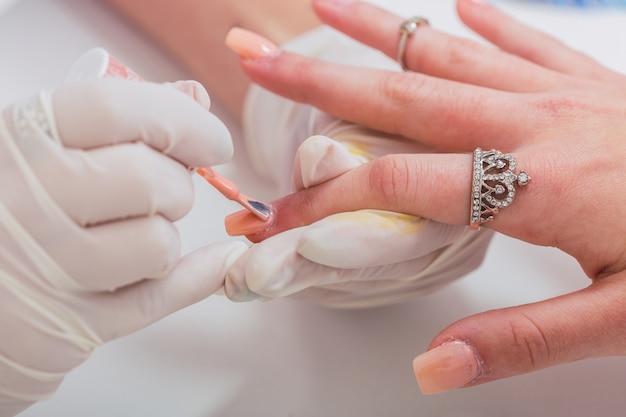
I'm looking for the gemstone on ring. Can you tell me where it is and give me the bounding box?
[397,17,429,72]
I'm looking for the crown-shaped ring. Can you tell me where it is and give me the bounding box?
[470,148,530,230]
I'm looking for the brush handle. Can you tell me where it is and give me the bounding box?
[196,167,240,200]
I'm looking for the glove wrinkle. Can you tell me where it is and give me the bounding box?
[0,115,82,292]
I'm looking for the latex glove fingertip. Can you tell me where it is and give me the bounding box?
[292,135,361,190]
[165,80,212,110]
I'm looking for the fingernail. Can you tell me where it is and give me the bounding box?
[225,28,279,60]
[225,210,271,236]
[412,341,481,395]
[470,0,489,6]
[313,0,355,8]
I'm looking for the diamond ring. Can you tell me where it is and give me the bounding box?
[397,17,429,72]
[470,148,531,230]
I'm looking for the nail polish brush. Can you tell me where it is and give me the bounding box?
[196,167,271,221]
[63,50,270,221]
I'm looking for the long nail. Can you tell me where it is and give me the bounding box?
[313,0,356,9]
[225,209,272,236]
[225,28,279,60]
[412,341,481,395]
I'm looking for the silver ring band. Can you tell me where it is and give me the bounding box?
[470,148,530,230]
[397,17,429,72]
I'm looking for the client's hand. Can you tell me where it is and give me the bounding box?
[225,0,626,395]
[225,135,491,308]
[0,79,246,416]
[226,134,493,308]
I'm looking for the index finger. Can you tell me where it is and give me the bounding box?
[51,78,233,167]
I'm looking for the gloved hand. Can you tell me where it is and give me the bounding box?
[225,115,493,308]
[0,78,247,416]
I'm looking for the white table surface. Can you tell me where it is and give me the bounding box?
[2,0,626,416]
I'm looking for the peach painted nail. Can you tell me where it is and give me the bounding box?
[313,0,355,8]
[412,341,481,395]
[225,28,279,60]
[225,209,271,236]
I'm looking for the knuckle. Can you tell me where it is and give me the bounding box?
[507,313,554,370]
[441,37,486,69]
[367,155,412,208]
[530,93,590,120]
[373,72,436,138]
[376,72,429,116]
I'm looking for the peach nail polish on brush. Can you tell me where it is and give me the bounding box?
[66,49,272,224]
[197,167,272,222]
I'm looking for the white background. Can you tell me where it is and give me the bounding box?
[2,0,626,416]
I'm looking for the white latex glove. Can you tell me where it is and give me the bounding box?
[0,78,247,416]
[226,115,493,308]
[231,27,492,307]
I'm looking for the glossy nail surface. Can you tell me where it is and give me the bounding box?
[225,28,279,60]
[412,341,481,394]
[313,0,355,8]
[225,209,272,236]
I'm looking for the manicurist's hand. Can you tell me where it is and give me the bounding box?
[0,78,246,416]
[224,0,626,394]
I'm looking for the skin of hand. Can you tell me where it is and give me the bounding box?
[224,0,626,394]
[102,0,320,118]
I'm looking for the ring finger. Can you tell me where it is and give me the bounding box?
[228,150,551,248]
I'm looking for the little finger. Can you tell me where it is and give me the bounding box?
[457,0,622,82]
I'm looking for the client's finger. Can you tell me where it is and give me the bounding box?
[226,152,538,245]
[456,0,619,82]
[312,0,565,92]
[233,46,528,149]
[412,272,626,394]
